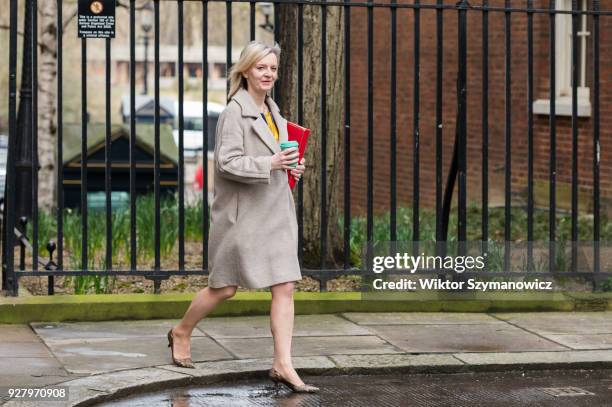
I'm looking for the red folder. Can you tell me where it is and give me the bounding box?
[287,121,311,189]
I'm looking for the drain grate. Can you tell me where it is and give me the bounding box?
[538,387,595,397]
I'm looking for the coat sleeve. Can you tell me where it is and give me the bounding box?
[215,110,273,184]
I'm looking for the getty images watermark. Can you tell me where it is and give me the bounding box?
[361,241,573,293]
[370,251,552,291]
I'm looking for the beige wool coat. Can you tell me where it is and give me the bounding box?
[207,87,302,289]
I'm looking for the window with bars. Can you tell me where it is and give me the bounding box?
[534,0,592,117]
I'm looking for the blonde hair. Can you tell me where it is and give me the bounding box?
[228,40,281,101]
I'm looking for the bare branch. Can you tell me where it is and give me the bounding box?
[62,8,78,33]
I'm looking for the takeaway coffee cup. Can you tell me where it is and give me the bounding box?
[280,141,299,168]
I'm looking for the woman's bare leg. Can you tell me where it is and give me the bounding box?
[270,281,304,386]
[171,286,237,360]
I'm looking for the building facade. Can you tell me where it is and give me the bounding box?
[348,0,610,217]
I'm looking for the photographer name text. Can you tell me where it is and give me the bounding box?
[372,278,553,291]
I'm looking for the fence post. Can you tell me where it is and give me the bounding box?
[456,0,468,252]
[14,0,34,224]
[449,0,470,288]
[592,0,601,290]
[3,0,20,296]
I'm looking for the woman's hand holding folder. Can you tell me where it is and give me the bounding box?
[289,158,306,183]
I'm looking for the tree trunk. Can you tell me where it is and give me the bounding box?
[277,4,345,269]
[37,0,57,211]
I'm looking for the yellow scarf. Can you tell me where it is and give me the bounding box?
[262,112,279,141]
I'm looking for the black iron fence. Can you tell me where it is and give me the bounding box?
[2,0,612,296]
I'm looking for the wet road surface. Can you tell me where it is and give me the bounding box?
[99,369,612,406]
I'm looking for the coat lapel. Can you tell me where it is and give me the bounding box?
[232,88,280,154]
[252,116,280,154]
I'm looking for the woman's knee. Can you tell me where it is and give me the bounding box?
[271,281,294,297]
[210,285,237,300]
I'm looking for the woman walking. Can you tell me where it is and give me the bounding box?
[167,40,318,393]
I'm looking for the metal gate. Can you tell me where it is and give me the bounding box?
[2,0,612,296]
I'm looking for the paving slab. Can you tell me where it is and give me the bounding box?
[541,334,612,350]
[30,320,205,342]
[341,312,504,325]
[454,349,612,366]
[329,354,464,370]
[48,336,234,374]
[0,341,54,358]
[0,357,70,387]
[492,312,612,334]
[366,324,568,353]
[0,325,42,342]
[198,314,370,338]
[216,335,401,359]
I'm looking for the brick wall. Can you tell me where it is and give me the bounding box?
[346,0,612,218]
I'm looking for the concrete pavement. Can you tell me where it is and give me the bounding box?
[1,312,612,406]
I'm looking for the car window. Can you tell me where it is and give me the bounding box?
[184,118,203,131]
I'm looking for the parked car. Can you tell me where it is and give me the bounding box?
[173,101,224,157]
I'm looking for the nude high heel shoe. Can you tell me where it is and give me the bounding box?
[167,329,195,369]
[268,367,319,393]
